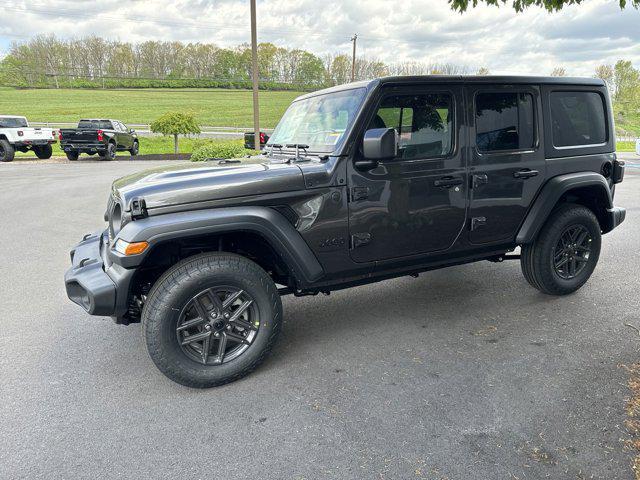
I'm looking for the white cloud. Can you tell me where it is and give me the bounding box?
[1,0,639,75]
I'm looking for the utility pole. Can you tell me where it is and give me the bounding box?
[350,34,357,82]
[250,0,260,150]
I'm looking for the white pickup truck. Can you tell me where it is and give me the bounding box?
[0,115,57,162]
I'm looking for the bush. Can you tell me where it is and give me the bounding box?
[191,141,249,162]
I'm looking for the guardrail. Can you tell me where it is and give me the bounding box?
[31,122,274,138]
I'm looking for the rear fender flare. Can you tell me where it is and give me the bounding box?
[516,172,613,244]
[114,206,324,285]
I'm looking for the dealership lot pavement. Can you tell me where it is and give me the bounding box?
[1,158,639,479]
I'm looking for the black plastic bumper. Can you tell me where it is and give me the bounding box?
[605,206,626,232]
[62,143,105,153]
[64,231,133,320]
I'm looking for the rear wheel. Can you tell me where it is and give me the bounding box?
[33,144,53,159]
[143,253,282,388]
[521,204,601,295]
[0,139,15,162]
[65,151,79,161]
[100,143,116,161]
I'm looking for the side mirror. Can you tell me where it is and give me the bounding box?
[129,129,135,134]
[357,128,398,169]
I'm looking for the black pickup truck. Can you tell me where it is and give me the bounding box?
[59,119,139,161]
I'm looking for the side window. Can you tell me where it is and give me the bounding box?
[475,92,535,153]
[550,91,606,148]
[369,93,453,160]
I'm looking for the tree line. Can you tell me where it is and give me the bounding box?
[0,35,481,90]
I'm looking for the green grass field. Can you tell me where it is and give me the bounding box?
[0,87,302,127]
[14,136,246,158]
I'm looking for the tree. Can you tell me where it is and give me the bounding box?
[477,67,490,75]
[613,60,639,102]
[550,67,566,77]
[449,0,638,12]
[150,112,200,154]
[594,64,615,94]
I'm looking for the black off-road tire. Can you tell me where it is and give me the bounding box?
[34,144,53,159]
[0,139,15,162]
[100,142,117,161]
[65,151,80,161]
[521,203,601,295]
[129,140,139,156]
[142,252,283,388]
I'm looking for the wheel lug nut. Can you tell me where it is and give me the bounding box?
[224,313,230,319]
[210,312,218,318]
[204,324,211,330]
[214,332,220,337]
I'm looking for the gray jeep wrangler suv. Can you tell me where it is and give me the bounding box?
[65,76,626,387]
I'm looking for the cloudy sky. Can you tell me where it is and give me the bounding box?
[1,0,639,76]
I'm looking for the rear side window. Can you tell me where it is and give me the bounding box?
[550,91,606,148]
[475,92,535,153]
[0,117,28,128]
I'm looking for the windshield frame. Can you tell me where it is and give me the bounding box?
[266,86,368,156]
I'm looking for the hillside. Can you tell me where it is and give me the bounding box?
[0,87,303,128]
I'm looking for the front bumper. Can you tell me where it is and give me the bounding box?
[64,230,133,321]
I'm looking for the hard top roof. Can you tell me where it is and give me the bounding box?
[295,75,605,101]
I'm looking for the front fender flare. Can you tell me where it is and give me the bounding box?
[516,172,613,244]
[113,206,324,284]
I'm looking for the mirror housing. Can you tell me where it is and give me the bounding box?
[129,129,136,134]
[362,127,398,160]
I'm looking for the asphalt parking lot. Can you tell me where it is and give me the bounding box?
[1,156,639,479]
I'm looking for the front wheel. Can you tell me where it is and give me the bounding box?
[33,144,53,159]
[521,204,601,295]
[65,151,79,161]
[142,253,283,388]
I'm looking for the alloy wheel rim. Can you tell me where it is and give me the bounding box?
[552,224,592,280]
[176,286,259,365]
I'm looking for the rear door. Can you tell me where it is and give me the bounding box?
[347,85,467,263]
[466,85,545,244]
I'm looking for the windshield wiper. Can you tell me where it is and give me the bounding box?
[265,143,283,155]
[285,144,310,161]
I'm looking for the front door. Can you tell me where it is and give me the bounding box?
[347,85,467,263]
[466,85,546,244]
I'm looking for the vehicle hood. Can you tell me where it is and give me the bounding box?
[112,156,305,211]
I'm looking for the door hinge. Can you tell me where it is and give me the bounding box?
[472,174,488,189]
[470,217,486,231]
[350,186,369,201]
[351,233,371,248]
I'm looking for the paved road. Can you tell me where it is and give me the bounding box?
[1,160,639,479]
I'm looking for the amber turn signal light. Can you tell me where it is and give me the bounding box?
[114,239,148,256]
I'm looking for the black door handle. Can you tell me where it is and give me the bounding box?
[513,169,539,179]
[434,177,463,188]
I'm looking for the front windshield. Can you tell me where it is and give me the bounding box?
[268,87,367,153]
[0,117,28,128]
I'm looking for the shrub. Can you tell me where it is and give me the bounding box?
[191,141,249,162]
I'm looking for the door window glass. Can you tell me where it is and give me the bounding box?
[550,91,606,147]
[475,92,534,152]
[369,93,453,160]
